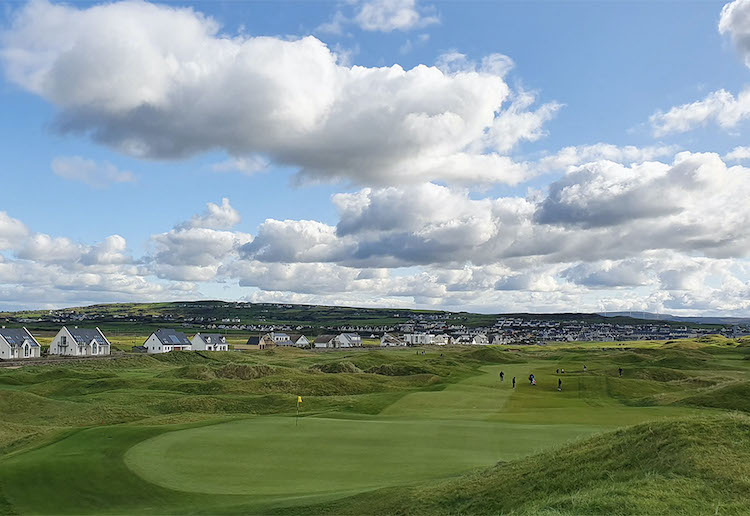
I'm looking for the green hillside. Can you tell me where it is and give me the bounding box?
[1,341,749,514]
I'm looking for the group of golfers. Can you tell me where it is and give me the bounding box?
[498,365,624,391]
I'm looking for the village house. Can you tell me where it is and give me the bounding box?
[380,333,406,347]
[488,333,512,345]
[338,333,362,347]
[288,334,310,347]
[143,329,192,354]
[49,326,111,356]
[433,334,452,346]
[246,334,275,350]
[190,333,229,351]
[270,332,294,346]
[404,333,435,345]
[472,334,490,345]
[314,335,338,349]
[0,327,41,360]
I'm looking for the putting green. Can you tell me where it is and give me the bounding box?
[124,416,595,496]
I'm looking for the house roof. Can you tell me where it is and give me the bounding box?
[0,327,39,348]
[288,333,306,342]
[246,334,272,345]
[66,327,108,347]
[314,334,336,343]
[153,329,191,346]
[273,332,290,339]
[196,333,226,345]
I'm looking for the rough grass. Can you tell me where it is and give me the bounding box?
[284,413,750,515]
[680,381,750,412]
[2,341,750,514]
[309,361,363,374]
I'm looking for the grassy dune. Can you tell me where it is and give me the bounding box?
[1,341,750,514]
[289,413,750,515]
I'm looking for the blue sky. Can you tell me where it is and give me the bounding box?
[1,0,750,314]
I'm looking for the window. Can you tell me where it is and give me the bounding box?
[23,343,30,357]
[92,342,98,354]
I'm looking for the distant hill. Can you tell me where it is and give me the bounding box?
[0,300,728,331]
[598,311,750,325]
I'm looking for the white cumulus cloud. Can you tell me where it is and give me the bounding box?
[1,0,555,187]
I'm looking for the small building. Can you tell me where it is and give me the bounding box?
[338,333,362,347]
[404,333,435,346]
[288,334,310,347]
[314,335,338,349]
[380,333,406,347]
[270,332,292,345]
[472,334,490,345]
[191,333,229,351]
[49,326,111,356]
[433,334,451,346]
[246,334,275,350]
[0,327,41,360]
[488,333,511,345]
[271,332,295,346]
[143,329,192,354]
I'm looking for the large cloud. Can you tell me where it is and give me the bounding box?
[239,152,750,270]
[0,212,29,250]
[2,182,750,314]
[1,0,555,186]
[720,0,750,67]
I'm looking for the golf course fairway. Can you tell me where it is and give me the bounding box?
[124,362,702,499]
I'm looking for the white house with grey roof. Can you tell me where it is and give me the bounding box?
[190,333,228,351]
[337,333,362,347]
[143,329,192,353]
[0,327,41,360]
[50,326,111,356]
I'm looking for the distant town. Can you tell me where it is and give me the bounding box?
[1,301,748,352]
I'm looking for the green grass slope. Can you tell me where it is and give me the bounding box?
[2,342,750,514]
[285,413,750,516]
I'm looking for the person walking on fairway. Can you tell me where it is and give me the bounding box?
[583,364,587,372]
[512,377,516,389]
[619,367,623,377]
[558,378,562,391]
[528,374,534,384]
[499,371,504,382]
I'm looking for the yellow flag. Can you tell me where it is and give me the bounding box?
[297,396,302,403]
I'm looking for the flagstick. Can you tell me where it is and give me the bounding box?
[296,399,299,427]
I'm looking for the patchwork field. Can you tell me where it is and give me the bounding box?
[1,339,750,514]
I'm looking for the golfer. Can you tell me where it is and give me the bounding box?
[512,377,516,389]
[619,367,623,377]
[558,378,562,391]
[499,371,504,382]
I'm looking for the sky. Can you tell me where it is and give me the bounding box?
[2,0,750,315]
